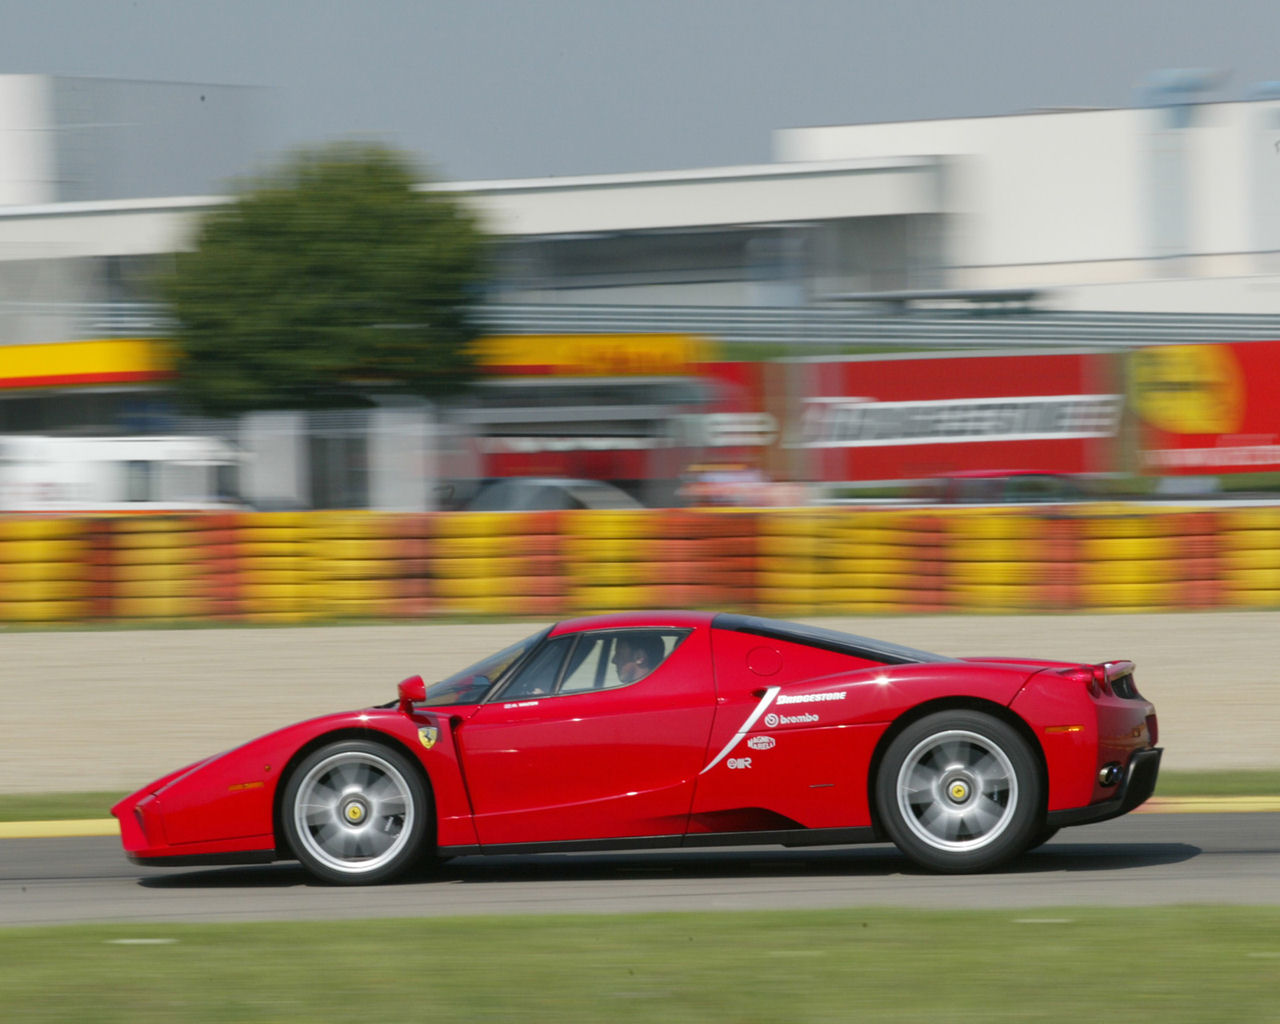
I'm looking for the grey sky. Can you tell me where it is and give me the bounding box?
[4,0,1280,182]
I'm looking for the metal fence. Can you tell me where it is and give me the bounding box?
[7,299,1280,350]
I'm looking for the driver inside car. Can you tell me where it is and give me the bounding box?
[611,633,665,685]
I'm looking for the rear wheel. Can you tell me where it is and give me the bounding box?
[876,710,1041,873]
[282,740,430,884]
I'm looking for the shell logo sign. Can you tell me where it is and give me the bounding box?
[1134,340,1280,475]
[1130,345,1245,435]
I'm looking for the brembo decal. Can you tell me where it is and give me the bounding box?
[700,686,781,775]
[768,712,818,726]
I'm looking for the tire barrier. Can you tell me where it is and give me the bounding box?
[428,511,567,618]
[0,517,91,623]
[1220,507,1280,608]
[1,503,1278,625]
[559,509,759,615]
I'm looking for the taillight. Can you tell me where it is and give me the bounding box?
[1060,667,1100,697]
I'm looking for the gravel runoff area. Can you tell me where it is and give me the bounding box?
[5,610,1277,794]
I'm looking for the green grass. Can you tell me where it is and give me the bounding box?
[0,769,1276,822]
[1155,769,1280,797]
[1,909,1278,1022]
[0,791,126,821]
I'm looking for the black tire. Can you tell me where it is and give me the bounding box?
[282,740,431,885]
[1025,825,1060,851]
[875,710,1042,873]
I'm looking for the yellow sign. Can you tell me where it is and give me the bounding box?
[1129,344,1244,434]
[472,334,715,376]
[0,338,173,388]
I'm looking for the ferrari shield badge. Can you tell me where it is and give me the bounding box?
[417,725,439,750]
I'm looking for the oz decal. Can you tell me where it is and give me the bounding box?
[727,757,753,770]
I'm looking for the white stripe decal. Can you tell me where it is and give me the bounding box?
[699,686,781,775]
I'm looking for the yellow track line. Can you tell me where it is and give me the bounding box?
[1135,795,1280,814]
[0,797,1278,840]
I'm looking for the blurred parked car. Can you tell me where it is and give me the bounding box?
[464,477,643,511]
[921,470,1088,505]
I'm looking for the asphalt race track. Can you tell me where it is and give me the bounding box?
[4,613,1278,927]
[2,812,1276,927]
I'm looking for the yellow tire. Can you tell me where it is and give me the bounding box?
[953,538,1046,562]
[309,538,397,561]
[572,562,651,586]
[111,577,198,599]
[432,534,523,559]
[1223,547,1280,571]
[0,539,86,563]
[0,578,88,601]
[313,578,392,602]
[1223,508,1280,531]
[236,540,304,559]
[950,561,1041,586]
[755,571,823,590]
[1082,537,1176,561]
[1079,581,1175,607]
[113,595,202,618]
[0,519,83,541]
[108,561,197,583]
[1224,567,1280,590]
[0,599,87,622]
[562,510,661,540]
[428,556,522,579]
[1223,529,1280,552]
[945,514,1042,541]
[1223,586,1280,608]
[315,559,398,580]
[0,560,84,582]
[1078,559,1180,585]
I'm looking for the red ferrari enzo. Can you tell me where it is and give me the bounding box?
[113,611,1161,883]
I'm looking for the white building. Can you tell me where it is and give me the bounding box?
[5,84,1280,321]
[6,77,1280,506]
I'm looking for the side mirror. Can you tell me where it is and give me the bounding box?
[397,675,426,714]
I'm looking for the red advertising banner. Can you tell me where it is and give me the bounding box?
[788,351,1123,483]
[1132,340,1280,475]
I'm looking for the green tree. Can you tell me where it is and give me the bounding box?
[163,142,487,416]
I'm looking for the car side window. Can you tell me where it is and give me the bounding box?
[558,635,611,693]
[565,629,688,692]
[497,636,572,699]
[495,629,690,700]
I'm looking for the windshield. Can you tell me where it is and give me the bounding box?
[420,628,549,706]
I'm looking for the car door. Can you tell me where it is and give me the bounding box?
[690,626,887,833]
[455,625,715,846]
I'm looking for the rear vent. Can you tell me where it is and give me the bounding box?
[1110,673,1138,700]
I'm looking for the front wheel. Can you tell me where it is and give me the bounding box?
[875,710,1042,873]
[282,740,431,884]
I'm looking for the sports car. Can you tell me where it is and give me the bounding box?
[112,611,1161,883]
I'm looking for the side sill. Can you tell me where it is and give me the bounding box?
[438,826,880,858]
[127,850,278,867]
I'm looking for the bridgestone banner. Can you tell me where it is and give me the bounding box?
[786,351,1123,483]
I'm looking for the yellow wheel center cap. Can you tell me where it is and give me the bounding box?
[949,781,969,801]
[345,803,365,823]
